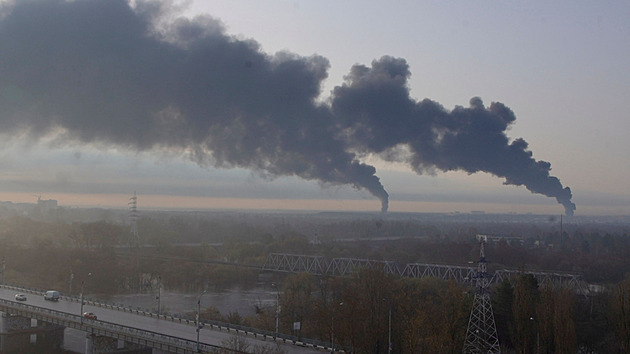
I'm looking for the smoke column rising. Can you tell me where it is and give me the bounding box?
[332,58,576,215]
[0,0,575,215]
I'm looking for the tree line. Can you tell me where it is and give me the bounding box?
[1,213,630,352]
[222,269,628,353]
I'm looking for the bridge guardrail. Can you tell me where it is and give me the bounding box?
[0,283,334,352]
[0,297,222,353]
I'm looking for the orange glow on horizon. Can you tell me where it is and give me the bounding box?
[0,191,616,215]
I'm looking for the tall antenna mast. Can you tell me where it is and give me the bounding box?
[463,234,501,353]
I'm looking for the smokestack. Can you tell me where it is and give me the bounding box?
[0,0,574,215]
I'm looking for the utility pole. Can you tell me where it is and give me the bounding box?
[388,305,392,353]
[80,280,85,324]
[156,276,161,317]
[331,301,343,353]
[196,290,207,352]
[80,272,92,325]
[463,234,501,353]
[68,269,74,294]
[272,283,280,337]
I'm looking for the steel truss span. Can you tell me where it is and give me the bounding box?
[263,253,590,294]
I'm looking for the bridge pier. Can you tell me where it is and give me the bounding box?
[85,333,93,353]
[0,313,64,352]
[85,333,152,354]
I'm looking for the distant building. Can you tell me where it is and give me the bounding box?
[37,197,58,211]
[486,234,525,246]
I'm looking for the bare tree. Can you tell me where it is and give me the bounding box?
[614,276,630,351]
[220,333,250,353]
[513,274,539,354]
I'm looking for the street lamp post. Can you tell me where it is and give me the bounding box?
[196,290,207,352]
[388,305,392,353]
[382,298,392,353]
[331,311,334,354]
[80,280,84,324]
[331,302,343,353]
[68,269,74,295]
[530,316,540,354]
[272,283,280,337]
[156,276,161,317]
[80,272,92,324]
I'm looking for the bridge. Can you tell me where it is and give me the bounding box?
[262,253,591,294]
[119,250,590,294]
[0,285,330,353]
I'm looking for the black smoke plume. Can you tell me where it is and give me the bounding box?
[332,57,575,215]
[0,0,575,215]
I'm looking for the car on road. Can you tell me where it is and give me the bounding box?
[14,294,26,301]
[44,290,60,301]
[83,312,97,320]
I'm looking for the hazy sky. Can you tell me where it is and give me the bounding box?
[0,0,628,216]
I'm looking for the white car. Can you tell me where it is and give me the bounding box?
[14,294,26,301]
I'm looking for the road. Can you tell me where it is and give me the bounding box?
[0,286,324,353]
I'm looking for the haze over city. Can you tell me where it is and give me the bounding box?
[0,0,628,216]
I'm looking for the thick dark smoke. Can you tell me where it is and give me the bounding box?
[0,0,575,215]
[332,58,575,215]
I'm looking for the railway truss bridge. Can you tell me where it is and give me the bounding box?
[262,253,591,295]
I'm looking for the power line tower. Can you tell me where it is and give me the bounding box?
[463,234,501,354]
[129,192,139,246]
[128,192,140,291]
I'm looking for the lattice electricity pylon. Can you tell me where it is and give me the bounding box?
[463,235,501,353]
[128,192,139,247]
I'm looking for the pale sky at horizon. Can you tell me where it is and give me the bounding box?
[0,0,628,216]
